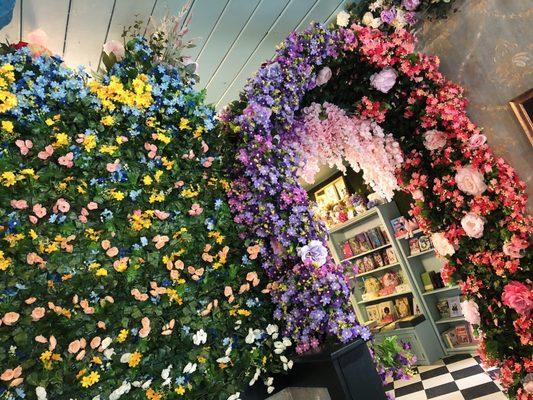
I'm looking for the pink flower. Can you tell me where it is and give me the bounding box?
[2,311,20,326]
[370,67,397,93]
[106,159,121,172]
[37,145,54,160]
[431,232,455,256]
[10,199,28,209]
[33,204,47,218]
[68,340,81,354]
[502,281,533,316]
[503,236,528,259]
[468,133,487,149]
[423,129,447,151]
[411,189,424,201]
[58,152,74,168]
[188,203,203,216]
[455,165,487,196]
[55,198,70,213]
[524,373,533,394]
[15,139,33,155]
[461,299,480,325]
[461,213,484,238]
[154,210,169,220]
[316,67,332,86]
[87,202,98,210]
[102,40,125,60]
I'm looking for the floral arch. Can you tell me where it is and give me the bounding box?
[223,18,532,400]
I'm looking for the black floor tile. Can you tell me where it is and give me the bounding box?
[395,381,424,397]
[461,382,501,400]
[420,365,449,380]
[451,364,485,380]
[383,382,393,392]
[426,381,459,398]
[443,353,472,364]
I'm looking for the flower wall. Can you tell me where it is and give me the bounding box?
[224,15,532,400]
[0,38,290,400]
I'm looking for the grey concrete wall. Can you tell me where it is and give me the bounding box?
[417,0,533,210]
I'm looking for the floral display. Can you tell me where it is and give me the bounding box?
[224,9,531,400]
[0,32,291,399]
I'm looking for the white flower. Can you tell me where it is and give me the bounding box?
[362,12,382,28]
[120,353,132,363]
[183,362,197,374]
[273,337,292,354]
[109,381,131,400]
[249,368,261,386]
[280,355,294,371]
[298,240,328,266]
[104,348,115,359]
[36,387,47,400]
[461,213,485,238]
[192,329,207,345]
[227,393,241,400]
[265,377,275,393]
[101,337,112,349]
[216,355,231,363]
[370,67,398,93]
[336,11,350,27]
[141,379,152,390]
[161,365,172,380]
[245,328,262,344]
[431,232,455,257]
[266,324,279,339]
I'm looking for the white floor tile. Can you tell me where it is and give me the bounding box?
[394,374,421,389]
[431,392,465,400]
[447,357,479,372]
[421,373,453,389]
[417,362,444,373]
[396,391,428,400]
[473,393,507,400]
[455,373,492,390]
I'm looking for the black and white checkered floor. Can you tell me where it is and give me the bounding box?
[384,354,506,400]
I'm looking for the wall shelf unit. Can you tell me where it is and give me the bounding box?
[326,202,445,365]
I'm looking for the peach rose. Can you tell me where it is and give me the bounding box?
[68,340,81,354]
[31,307,45,321]
[87,202,98,210]
[455,165,487,196]
[2,311,20,326]
[90,336,101,349]
[25,297,37,305]
[460,213,485,238]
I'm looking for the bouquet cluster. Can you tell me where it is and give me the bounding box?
[0,36,290,399]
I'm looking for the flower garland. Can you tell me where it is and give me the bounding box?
[224,15,531,400]
[294,101,403,200]
[0,37,290,399]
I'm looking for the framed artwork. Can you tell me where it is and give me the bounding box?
[378,301,397,323]
[366,305,380,322]
[313,176,348,206]
[509,88,533,146]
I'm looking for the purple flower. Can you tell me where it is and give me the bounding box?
[298,240,328,266]
[380,8,397,24]
[402,0,421,11]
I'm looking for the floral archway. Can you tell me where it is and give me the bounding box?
[223,16,532,400]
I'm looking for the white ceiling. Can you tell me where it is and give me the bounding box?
[0,0,348,108]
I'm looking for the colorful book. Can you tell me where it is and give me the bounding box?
[421,272,434,292]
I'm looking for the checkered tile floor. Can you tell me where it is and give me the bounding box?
[384,354,505,400]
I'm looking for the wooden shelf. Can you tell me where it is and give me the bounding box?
[407,248,435,259]
[357,290,412,305]
[328,208,379,233]
[436,316,465,325]
[351,262,401,279]
[342,243,392,262]
[422,285,460,296]
[396,228,423,240]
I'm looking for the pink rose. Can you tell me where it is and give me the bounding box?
[55,198,70,213]
[431,232,455,256]
[411,189,424,201]
[461,213,484,238]
[461,299,480,325]
[503,236,528,259]
[102,40,125,60]
[316,67,332,86]
[370,67,397,93]
[68,340,81,354]
[524,373,533,394]
[455,165,487,196]
[502,281,533,316]
[87,202,98,210]
[10,199,28,209]
[2,311,20,326]
[33,203,47,218]
[423,129,447,151]
[468,133,487,149]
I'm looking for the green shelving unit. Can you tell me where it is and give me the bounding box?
[326,202,445,365]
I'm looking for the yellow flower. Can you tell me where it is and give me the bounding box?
[0,251,12,271]
[0,90,17,113]
[155,131,171,144]
[179,118,190,130]
[20,168,35,177]
[181,188,199,198]
[45,118,55,126]
[95,268,108,277]
[128,351,142,367]
[142,175,153,185]
[91,356,102,365]
[82,134,97,152]
[88,262,101,270]
[197,356,206,364]
[1,171,17,187]
[146,388,163,400]
[99,144,119,155]
[193,126,204,138]
[148,191,165,203]
[101,115,115,126]
[154,170,163,182]
[29,229,38,239]
[53,133,70,148]
[175,385,186,395]
[81,371,100,388]
[146,117,156,127]
[1,120,13,132]
[110,189,125,201]
[237,309,251,317]
[117,329,129,343]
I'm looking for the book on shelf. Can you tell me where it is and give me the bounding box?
[441,323,478,349]
[409,237,421,254]
[429,271,444,289]
[421,272,434,291]
[447,295,463,317]
[397,314,426,328]
[342,241,354,259]
[390,216,406,237]
[436,299,451,318]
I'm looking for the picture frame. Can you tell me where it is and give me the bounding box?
[409,237,421,254]
[418,235,432,252]
[385,247,397,264]
[509,88,533,146]
[365,305,381,322]
[390,217,406,237]
[447,296,463,318]
[395,297,411,318]
[377,301,397,324]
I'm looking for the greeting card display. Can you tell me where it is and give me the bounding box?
[385,247,397,264]
[378,301,397,324]
[390,217,407,237]
[408,237,421,254]
[395,297,411,318]
[366,305,380,322]
[418,235,432,252]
